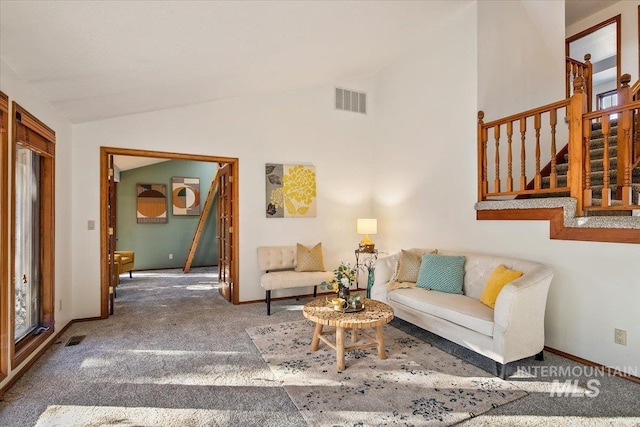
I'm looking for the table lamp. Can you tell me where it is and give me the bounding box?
[357,218,377,252]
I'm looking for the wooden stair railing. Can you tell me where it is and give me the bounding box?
[477,100,571,199]
[478,76,586,213]
[566,54,592,112]
[632,78,640,166]
[183,169,220,273]
[582,98,640,210]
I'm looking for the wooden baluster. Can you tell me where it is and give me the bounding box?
[549,109,557,188]
[584,54,592,112]
[494,125,501,192]
[506,121,514,192]
[520,117,527,190]
[566,59,571,98]
[477,111,488,200]
[583,119,592,207]
[601,115,611,207]
[534,113,541,189]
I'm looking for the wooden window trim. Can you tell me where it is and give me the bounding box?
[0,91,8,381]
[596,89,618,110]
[10,102,55,368]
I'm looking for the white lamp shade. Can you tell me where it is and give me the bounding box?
[356,218,377,235]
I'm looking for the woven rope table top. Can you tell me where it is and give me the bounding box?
[303,298,394,329]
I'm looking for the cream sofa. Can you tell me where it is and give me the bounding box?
[370,249,553,378]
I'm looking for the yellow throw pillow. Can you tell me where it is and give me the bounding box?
[480,264,523,309]
[295,242,325,272]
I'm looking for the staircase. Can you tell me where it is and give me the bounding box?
[536,120,640,216]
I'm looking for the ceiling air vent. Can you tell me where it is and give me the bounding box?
[335,88,366,114]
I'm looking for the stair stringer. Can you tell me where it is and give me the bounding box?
[476,198,640,244]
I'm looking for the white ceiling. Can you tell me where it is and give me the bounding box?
[565,0,621,26]
[0,0,460,124]
[113,156,169,172]
[0,1,619,125]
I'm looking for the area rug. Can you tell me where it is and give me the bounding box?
[246,320,527,427]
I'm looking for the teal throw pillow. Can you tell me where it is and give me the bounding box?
[415,254,466,294]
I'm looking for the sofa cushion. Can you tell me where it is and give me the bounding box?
[416,254,465,294]
[260,270,328,291]
[480,264,523,309]
[388,288,494,336]
[295,242,325,272]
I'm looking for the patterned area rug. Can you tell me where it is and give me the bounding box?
[246,320,527,427]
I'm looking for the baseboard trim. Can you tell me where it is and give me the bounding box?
[544,346,640,384]
[0,320,74,399]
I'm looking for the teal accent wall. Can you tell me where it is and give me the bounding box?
[116,160,218,270]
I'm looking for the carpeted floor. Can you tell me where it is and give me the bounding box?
[0,268,639,426]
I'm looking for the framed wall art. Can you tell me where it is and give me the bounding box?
[136,183,167,224]
[265,163,316,218]
[172,176,201,216]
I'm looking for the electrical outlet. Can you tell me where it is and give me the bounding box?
[87,220,95,230]
[59,299,63,311]
[169,253,174,260]
[615,328,627,346]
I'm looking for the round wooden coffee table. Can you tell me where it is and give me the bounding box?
[302,298,394,371]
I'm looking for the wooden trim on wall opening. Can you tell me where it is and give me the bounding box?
[0,91,9,382]
[566,14,622,90]
[10,102,56,369]
[99,147,240,319]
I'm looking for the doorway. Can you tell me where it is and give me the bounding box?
[566,15,621,112]
[99,147,239,319]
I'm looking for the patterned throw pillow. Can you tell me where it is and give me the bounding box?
[480,264,523,309]
[416,254,466,294]
[396,250,422,283]
[394,249,438,283]
[295,242,325,272]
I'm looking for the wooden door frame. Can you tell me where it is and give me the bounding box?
[99,147,240,319]
[566,14,622,89]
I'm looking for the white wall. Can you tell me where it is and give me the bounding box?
[373,0,639,375]
[72,77,376,317]
[567,1,640,84]
[0,60,74,388]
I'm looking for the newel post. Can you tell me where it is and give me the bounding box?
[568,75,587,216]
[617,73,632,204]
[477,111,487,202]
[584,54,592,112]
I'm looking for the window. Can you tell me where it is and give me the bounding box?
[597,90,618,120]
[0,92,8,381]
[11,103,55,367]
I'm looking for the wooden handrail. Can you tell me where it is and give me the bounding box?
[482,99,570,128]
[582,100,640,120]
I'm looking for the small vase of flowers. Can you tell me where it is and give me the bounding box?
[323,261,357,302]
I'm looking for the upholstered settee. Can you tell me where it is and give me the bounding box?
[258,245,328,315]
[370,248,553,378]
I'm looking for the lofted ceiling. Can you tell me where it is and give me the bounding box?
[0,1,619,125]
[0,0,462,124]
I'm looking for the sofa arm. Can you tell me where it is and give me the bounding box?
[370,252,399,303]
[493,266,553,363]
